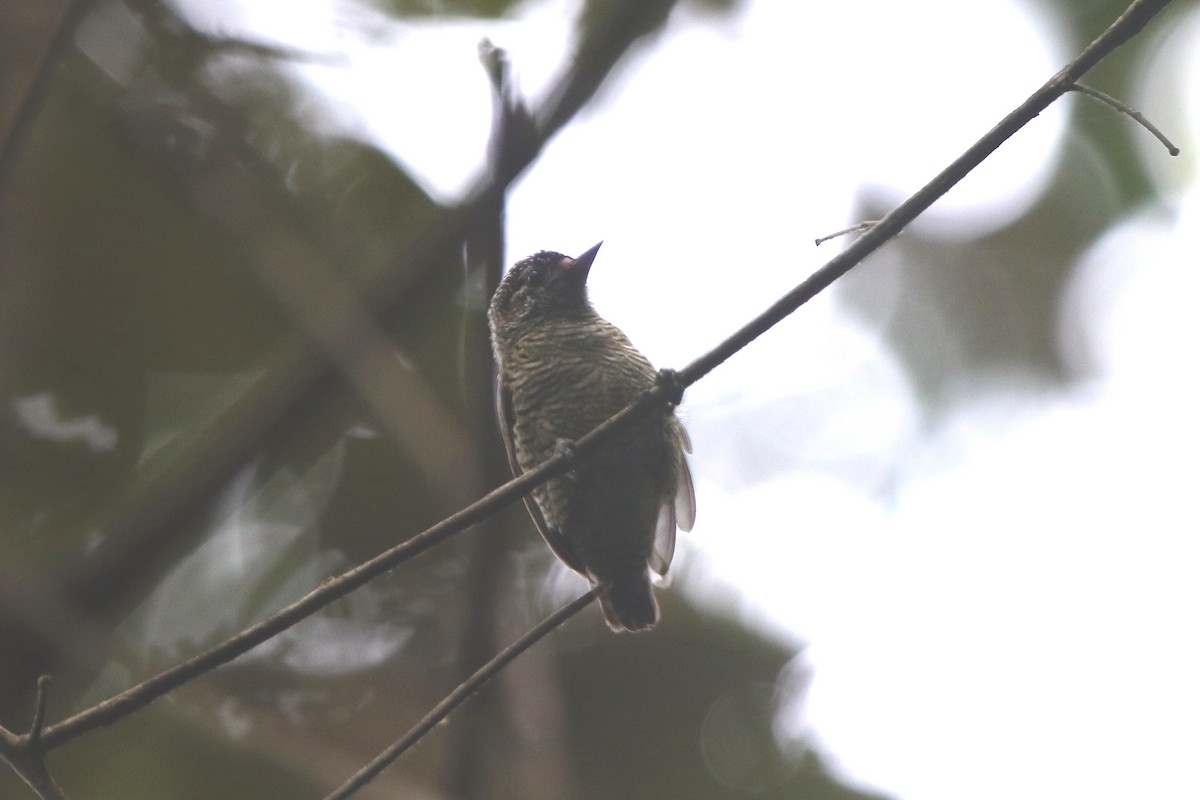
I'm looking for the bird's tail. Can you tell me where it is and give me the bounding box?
[599,577,659,632]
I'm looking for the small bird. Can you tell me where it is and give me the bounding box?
[488,242,696,632]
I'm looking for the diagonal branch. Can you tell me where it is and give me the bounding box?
[323,587,602,800]
[675,0,1173,389]
[4,0,1173,767]
[34,441,580,748]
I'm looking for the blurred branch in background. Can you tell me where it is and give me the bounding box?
[0,0,688,731]
[39,0,692,632]
[439,39,577,800]
[0,0,97,190]
[0,0,703,796]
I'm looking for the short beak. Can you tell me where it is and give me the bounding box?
[571,241,603,282]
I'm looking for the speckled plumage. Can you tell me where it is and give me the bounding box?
[489,244,695,632]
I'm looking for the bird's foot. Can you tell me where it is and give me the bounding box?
[555,438,581,482]
[656,368,685,407]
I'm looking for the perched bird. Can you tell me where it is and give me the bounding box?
[488,242,696,632]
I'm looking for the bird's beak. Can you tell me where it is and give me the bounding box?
[571,241,603,282]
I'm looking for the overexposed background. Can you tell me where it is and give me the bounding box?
[270,2,1198,796]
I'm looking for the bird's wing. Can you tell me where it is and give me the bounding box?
[673,423,697,533]
[650,501,676,579]
[650,422,696,578]
[495,378,586,574]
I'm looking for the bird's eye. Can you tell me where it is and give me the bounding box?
[525,266,545,287]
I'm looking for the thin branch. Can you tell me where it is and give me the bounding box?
[815,221,880,246]
[323,586,602,800]
[7,0,1175,764]
[35,438,583,748]
[1069,82,1180,155]
[5,757,68,800]
[0,677,69,800]
[28,676,51,745]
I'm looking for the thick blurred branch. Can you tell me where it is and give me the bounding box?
[0,0,96,191]
[439,39,541,800]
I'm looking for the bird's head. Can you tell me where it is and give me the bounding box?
[488,242,602,338]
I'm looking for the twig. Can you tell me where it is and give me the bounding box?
[815,221,880,246]
[1069,82,1180,155]
[323,586,602,800]
[5,757,68,800]
[28,676,51,746]
[0,677,70,800]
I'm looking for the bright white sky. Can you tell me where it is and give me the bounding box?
[172,0,1200,797]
